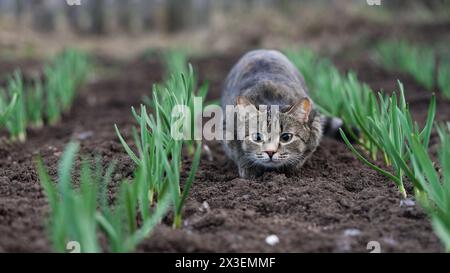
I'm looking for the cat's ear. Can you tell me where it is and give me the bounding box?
[236,96,257,111]
[286,97,312,123]
[236,96,252,107]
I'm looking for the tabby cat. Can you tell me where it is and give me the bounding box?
[221,49,342,178]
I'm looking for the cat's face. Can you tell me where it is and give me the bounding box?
[237,96,322,170]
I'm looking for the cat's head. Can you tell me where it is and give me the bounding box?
[235,96,322,170]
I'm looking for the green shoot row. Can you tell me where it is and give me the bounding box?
[161,51,209,154]
[0,72,27,141]
[116,54,207,229]
[409,123,450,252]
[0,49,90,142]
[44,49,90,125]
[375,40,435,90]
[375,40,450,99]
[438,61,450,99]
[37,142,170,253]
[0,92,17,128]
[339,85,436,199]
[164,50,189,80]
[287,48,448,251]
[287,48,384,159]
[287,48,436,198]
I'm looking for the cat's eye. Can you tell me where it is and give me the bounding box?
[280,133,293,143]
[251,133,264,143]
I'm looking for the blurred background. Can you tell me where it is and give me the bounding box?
[0,0,449,59]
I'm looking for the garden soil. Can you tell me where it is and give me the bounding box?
[0,52,448,253]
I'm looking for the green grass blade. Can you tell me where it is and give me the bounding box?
[178,142,202,215]
[115,124,141,165]
[339,129,402,187]
[0,93,17,127]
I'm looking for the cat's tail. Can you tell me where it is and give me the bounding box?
[321,116,360,143]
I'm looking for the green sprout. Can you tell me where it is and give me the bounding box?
[339,83,436,198]
[407,123,450,252]
[376,40,450,100]
[288,47,450,251]
[116,101,202,229]
[44,65,61,125]
[162,51,209,154]
[287,48,436,198]
[3,71,27,142]
[164,49,189,79]
[286,48,377,157]
[0,92,18,130]
[96,161,171,253]
[438,62,450,99]
[116,54,206,229]
[0,50,90,141]
[37,142,101,252]
[375,40,436,90]
[37,142,170,253]
[26,76,44,129]
[45,49,90,125]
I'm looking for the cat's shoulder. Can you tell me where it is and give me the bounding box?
[239,49,289,62]
[232,49,295,77]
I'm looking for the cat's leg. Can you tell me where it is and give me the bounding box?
[223,139,263,178]
[238,164,264,179]
[283,163,303,178]
[283,154,314,177]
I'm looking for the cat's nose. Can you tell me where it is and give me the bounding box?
[265,151,275,158]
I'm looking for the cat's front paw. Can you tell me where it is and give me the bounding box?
[238,166,263,179]
[283,165,304,178]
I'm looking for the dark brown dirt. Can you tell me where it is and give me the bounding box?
[0,52,446,253]
[0,59,42,85]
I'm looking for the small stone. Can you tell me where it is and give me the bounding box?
[202,201,210,211]
[76,131,94,140]
[48,145,58,151]
[400,198,415,207]
[199,201,211,213]
[202,144,213,161]
[87,96,97,106]
[343,228,361,237]
[382,237,397,246]
[265,234,279,246]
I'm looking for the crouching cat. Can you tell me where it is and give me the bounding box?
[221,49,342,178]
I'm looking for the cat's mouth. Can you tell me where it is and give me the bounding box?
[255,152,289,167]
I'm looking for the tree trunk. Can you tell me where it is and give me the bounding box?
[192,0,211,28]
[66,5,82,33]
[15,0,26,23]
[141,0,155,31]
[117,0,133,32]
[89,0,106,35]
[32,0,55,33]
[166,0,191,33]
